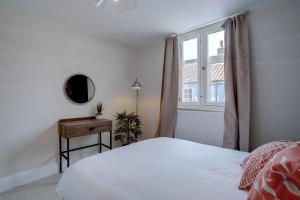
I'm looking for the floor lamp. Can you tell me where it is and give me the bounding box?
[131,78,142,115]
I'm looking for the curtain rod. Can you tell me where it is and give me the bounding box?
[171,10,249,37]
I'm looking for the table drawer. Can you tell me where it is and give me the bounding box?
[66,122,112,138]
[59,118,112,138]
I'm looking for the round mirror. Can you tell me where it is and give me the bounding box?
[64,74,95,104]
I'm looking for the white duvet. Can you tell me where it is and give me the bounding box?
[57,138,249,200]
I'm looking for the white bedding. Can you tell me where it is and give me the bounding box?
[57,138,249,200]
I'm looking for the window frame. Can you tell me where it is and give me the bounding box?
[178,31,202,108]
[178,22,225,112]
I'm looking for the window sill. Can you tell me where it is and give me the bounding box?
[178,104,224,112]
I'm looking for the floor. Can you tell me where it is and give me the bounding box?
[0,174,61,200]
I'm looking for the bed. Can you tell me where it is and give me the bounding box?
[56,137,249,200]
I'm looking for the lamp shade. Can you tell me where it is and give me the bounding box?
[131,78,141,90]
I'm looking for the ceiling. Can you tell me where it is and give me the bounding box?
[0,0,270,49]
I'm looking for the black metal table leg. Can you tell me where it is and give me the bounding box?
[99,132,102,153]
[67,138,70,167]
[59,130,113,172]
[59,135,62,173]
[110,131,112,150]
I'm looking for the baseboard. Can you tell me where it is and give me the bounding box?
[0,164,58,193]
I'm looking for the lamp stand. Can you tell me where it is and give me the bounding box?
[135,90,139,115]
[131,78,141,115]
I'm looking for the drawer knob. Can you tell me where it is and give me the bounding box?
[89,127,95,131]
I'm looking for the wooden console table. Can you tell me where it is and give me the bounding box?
[58,117,112,173]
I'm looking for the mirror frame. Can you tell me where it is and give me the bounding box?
[64,74,95,105]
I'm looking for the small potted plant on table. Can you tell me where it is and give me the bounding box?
[95,101,104,120]
[114,111,142,146]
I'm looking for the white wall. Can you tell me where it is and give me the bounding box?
[0,5,138,182]
[138,0,300,150]
[137,41,164,139]
[248,0,300,149]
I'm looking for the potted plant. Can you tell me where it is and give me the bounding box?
[114,111,142,146]
[95,101,104,120]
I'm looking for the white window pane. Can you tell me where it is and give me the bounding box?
[208,31,224,57]
[183,38,197,61]
[207,30,225,104]
[209,84,216,102]
[207,63,224,103]
[182,62,199,103]
[217,83,225,102]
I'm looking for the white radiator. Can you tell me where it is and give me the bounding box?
[175,110,224,147]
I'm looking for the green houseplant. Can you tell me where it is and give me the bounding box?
[95,101,104,120]
[114,111,142,146]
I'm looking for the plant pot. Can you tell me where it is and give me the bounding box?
[95,113,103,120]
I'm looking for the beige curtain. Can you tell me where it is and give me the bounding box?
[155,37,179,138]
[223,13,251,152]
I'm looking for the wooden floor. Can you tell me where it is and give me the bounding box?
[0,174,61,200]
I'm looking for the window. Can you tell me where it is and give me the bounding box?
[179,23,225,111]
[184,88,193,102]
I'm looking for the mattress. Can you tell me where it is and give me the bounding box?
[57,137,249,200]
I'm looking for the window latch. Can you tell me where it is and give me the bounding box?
[202,66,206,70]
